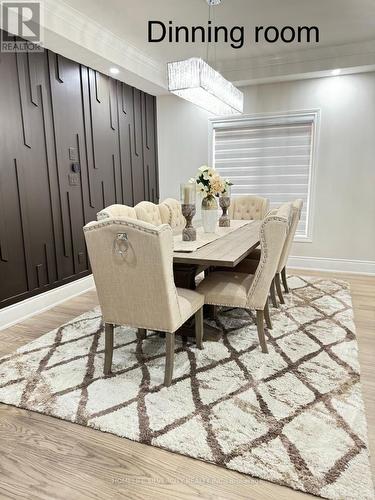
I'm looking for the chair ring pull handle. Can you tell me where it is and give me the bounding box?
[114,233,129,256]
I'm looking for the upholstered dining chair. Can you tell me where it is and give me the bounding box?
[274,199,303,302]
[158,198,202,289]
[135,201,163,225]
[228,195,269,221]
[197,207,289,353]
[159,198,186,234]
[233,200,301,308]
[83,217,205,386]
[97,204,137,221]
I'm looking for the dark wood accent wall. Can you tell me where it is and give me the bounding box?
[0,32,159,309]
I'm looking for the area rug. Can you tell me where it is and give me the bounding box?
[0,276,373,499]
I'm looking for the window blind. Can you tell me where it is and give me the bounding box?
[213,116,315,238]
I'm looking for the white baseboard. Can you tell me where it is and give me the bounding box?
[1,257,373,331]
[288,256,375,275]
[0,275,95,332]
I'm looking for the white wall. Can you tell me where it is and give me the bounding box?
[157,72,375,267]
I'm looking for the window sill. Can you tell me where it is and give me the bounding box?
[294,236,312,243]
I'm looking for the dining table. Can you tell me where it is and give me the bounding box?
[172,219,262,289]
[172,219,262,339]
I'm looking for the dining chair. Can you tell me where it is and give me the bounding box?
[228,195,269,221]
[97,204,137,221]
[275,199,303,301]
[158,198,202,290]
[222,201,292,312]
[197,208,289,353]
[159,198,186,234]
[233,200,301,307]
[135,201,163,225]
[83,217,205,386]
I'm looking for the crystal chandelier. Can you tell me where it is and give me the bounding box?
[168,58,243,115]
[167,1,243,115]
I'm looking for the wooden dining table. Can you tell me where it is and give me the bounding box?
[172,219,262,290]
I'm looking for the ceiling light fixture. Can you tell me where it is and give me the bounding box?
[168,58,243,115]
[167,0,243,115]
[331,69,341,76]
[110,67,120,75]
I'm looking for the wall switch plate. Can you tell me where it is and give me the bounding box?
[69,147,78,161]
[68,173,80,186]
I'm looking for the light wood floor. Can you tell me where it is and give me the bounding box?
[0,269,374,500]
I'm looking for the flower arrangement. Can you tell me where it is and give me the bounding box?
[190,165,232,198]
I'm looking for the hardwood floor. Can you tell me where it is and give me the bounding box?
[0,270,374,499]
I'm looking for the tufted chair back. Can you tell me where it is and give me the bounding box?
[84,218,183,332]
[135,201,163,226]
[246,204,290,310]
[277,199,303,272]
[228,195,269,221]
[97,204,137,221]
[159,198,185,234]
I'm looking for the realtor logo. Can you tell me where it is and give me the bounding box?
[1,1,44,52]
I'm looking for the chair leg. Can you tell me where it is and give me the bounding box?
[137,328,146,340]
[275,273,285,304]
[164,333,175,387]
[264,299,272,330]
[270,278,278,308]
[104,323,114,375]
[256,310,268,353]
[195,307,204,349]
[281,267,289,293]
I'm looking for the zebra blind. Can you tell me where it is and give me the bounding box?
[213,114,316,238]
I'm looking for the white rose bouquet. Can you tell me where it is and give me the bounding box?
[190,165,232,198]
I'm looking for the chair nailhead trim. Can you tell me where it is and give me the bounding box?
[246,215,288,308]
[84,218,169,235]
[205,301,248,308]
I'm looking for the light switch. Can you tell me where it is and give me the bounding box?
[69,147,78,161]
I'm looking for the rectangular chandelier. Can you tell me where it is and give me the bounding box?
[168,58,243,116]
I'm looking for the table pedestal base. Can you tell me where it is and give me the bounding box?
[172,263,221,341]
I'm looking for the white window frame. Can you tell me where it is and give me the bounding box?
[209,109,320,242]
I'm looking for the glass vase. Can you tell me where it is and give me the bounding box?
[201,195,218,233]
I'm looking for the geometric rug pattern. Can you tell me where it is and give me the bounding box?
[0,276,373,499]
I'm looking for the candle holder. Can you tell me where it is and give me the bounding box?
[181,204,196,241]
[219,196,231,227]
[180,183,197,241]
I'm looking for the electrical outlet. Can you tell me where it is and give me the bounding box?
[68,173,80,186]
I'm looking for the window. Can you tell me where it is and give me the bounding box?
[211,111,318,240]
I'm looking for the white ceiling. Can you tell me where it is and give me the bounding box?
[29,0,375,94]
[61,0,375,63]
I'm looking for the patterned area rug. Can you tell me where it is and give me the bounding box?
[0,276,373,499]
